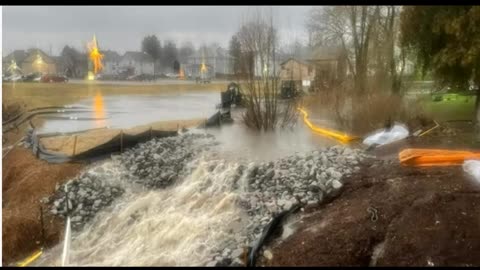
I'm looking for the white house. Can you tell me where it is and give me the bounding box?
[101,50,121,75]
[119,51,154,75]
[184,47,234,77]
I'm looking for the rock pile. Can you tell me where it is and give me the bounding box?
[48,169,125,230]
[119,132,218,188]
[48,132,218,229]
[205,145,369,266]
[47,132,371,265]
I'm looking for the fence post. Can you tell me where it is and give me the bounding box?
[39,205,45,246]
[120,130,124,153]
[150,126,153,139]
[72,135,78,156]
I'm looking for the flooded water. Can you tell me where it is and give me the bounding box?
[33,122,336,266]
[207,110,337,162]
[38,91,219,134]
[31,88,342,266]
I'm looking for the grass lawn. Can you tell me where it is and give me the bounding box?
[2,81,228,109]
[420,92,477,122]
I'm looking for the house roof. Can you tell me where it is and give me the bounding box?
[22,49,56,64]
[280,58,312,67]
[122,51,154,62]
[51,56,64,64]
[102,50,121,62]
[306,46,345,61]
[189,47,234,60]
[3,50,28,64]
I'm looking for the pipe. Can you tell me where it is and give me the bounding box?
[61,216,71,266]
[17,249,43,267]
[61,184,72,266]
[297,107,359,144]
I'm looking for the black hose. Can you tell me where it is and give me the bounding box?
[247,204,302,267]
[3,110,95,133]
[3,106,86,125]
[40,116,109,121]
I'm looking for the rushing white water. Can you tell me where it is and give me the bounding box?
[34,121,334,266]
[36,150,251,266]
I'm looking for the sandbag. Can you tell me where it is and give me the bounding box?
[463,160,480,183]
[363,123,409,147]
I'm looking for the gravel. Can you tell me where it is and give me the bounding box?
[119,133,218,188]
[47,169,125,230]
[205,145,369,266]
[47,132,370,265]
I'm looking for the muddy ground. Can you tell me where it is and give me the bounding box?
[2,147,85,265]
[262,159,480,267]
[1,117,206,265]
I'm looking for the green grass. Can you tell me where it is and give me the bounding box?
[420,93,477,122]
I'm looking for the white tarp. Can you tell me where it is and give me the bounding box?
[363,123,410,146]
[463,160,480,184]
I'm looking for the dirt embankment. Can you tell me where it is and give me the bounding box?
[2,147,85,265]
[264,161,480,267]
[2,117,204,265]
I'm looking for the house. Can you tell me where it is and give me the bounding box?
[279,58,315,92]
[182,63,214,79]
[184,47,234,77]
[101,50,122,75]
[20,49,57,75]
[2,50,28,74]
[119,51,154,75]
[306,46,348,86]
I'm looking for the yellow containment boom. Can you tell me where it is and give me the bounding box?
[17,249,43,267]
[297,107,358,144]
[399,148,480,167]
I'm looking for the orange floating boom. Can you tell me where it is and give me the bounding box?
[297,107,358,144]
[399,148,480,167]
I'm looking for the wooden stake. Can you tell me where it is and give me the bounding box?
[150,126,153,139]
[39,205,45,246]
[72,135,78,156]
[120,130,124,153]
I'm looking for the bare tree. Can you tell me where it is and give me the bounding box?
[235,8,298,131]
[178,41,195,63]
[307,6,407,94]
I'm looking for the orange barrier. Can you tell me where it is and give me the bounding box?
[399,148,480,167]
[297,107,358,144]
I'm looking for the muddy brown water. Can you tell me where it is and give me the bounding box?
[37,92,220,134]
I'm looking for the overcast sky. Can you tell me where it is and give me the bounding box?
[3,6,312,56]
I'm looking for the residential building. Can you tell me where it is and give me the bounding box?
[305,46,348,85]
[279,58,315,92]
[119,51,154,75]
[102,50,122,75]
[2,50,28,74]
[184,47,234,77]
[3,49,57,75]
